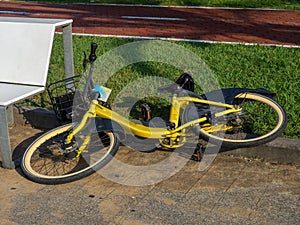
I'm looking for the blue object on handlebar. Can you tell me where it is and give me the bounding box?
[92,84,112,102]
[93,84,105,96]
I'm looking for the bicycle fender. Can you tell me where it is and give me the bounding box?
[95,118,125,141]
[201,88,276,104]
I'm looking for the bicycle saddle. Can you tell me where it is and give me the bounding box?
[158,72,195,94]
[157,82,181,93]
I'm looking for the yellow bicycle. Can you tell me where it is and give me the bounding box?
[21,43,287,184]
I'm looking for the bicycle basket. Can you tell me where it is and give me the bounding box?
[47,75,84,123]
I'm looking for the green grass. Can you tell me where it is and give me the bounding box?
[26,35,300,139]
[23,0,300,10]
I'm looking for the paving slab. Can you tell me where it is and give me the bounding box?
[0,123,299,224]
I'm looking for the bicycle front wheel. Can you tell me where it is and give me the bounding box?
[199,93,287,148]
[21,123,119,184]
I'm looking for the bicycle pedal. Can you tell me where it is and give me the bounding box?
[65,151,78,160]
[61,138,78,153]
[140,103,151,122]
[192,143,204,162]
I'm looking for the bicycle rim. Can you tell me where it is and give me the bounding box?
[200,93,287,147]
[21,123,119,184]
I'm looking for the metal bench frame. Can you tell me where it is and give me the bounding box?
[0,17,74,168]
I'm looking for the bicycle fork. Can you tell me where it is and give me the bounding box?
[63,100,98,157]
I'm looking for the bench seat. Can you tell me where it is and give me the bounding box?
[0,83,44,106]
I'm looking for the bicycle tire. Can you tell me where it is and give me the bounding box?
[21,123,119,184]
[183,93,287,148]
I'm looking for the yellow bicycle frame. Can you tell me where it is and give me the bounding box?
[65,94,242,150]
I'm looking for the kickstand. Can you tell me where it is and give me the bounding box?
[192,143,204,162]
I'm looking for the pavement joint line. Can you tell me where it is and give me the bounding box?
[187,157,221,196]
[184,162,212,195]
[248,182,271,219]
[209,163,247,213]
[99,180,122,199]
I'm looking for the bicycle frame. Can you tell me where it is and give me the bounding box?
[63,44,246,150]
[65,91,242,150]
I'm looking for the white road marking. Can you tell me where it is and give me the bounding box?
[70,32,300,48]
[0,11,30,15]
[79,3,296,12]
[121,16,186,21]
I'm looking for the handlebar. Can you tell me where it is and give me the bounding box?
[89,42,98,63]
[81,42,98,101]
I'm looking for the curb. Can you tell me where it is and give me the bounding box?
[223,138,300,164]
[13,105,300,164]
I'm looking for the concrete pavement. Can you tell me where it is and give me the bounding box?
[0,123,299,225]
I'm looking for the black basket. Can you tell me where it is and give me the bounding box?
[47,75,83,123]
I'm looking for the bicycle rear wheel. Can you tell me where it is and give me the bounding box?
[21,123,119,184]
[199,93,287,148]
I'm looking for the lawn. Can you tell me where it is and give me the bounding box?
[26,34,299,139]
[23,0,300,10]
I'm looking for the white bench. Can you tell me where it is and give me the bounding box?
[0,17,74,168]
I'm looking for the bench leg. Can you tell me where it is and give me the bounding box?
[62,23,74,80]
[0,106,15,169]
[7,105,14,126]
